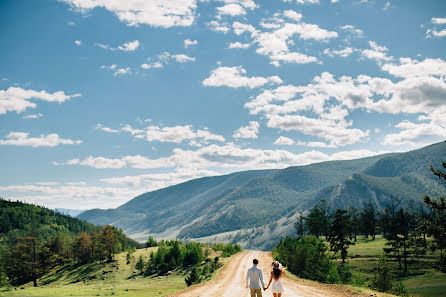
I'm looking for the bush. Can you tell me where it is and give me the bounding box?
[325,263,341,284]
[370,254,409,296]
[273,235,335,283]
[370,255,394,293]
[185,265,202,286]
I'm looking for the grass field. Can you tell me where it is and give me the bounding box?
[345,235,446,297]
[0,247,227,297]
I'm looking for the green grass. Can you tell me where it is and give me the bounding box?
[0,248,190,297]
[341,235,446,297]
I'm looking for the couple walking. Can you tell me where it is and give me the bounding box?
[246,259,286,297]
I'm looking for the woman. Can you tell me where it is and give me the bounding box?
[266,261,286,297]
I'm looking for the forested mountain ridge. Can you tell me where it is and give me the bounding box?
[78,141,446,249]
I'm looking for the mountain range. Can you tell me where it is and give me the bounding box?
[78,141,446,250]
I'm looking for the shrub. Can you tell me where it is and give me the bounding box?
[273,235,335,283]
[185,265,202,286]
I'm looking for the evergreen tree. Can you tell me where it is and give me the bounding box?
[327,209,354,265]
[294,210,305,238]
[360,200,377,240]
[306,205,324,238]
[185,265,202,286]
[135,255,144,274]
[423,162,446,271]
[348,206,360,242]
[100,225,117,262]
[145,235,158,247]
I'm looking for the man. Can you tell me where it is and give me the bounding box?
[246,258,265,297]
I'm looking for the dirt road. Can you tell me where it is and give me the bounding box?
[168,251,360,297]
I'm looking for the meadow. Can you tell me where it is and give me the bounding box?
[0,247,227,297]
[346,235,446,297]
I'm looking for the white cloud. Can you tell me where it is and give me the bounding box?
[382,1,390,10]
[100,64,117,70]
[97,123,225,145]
[361,41,393,62]
[432,17,446,25]
[340,25,364,38]
[0,132,82,147]
[274,136,294,145]
[296,0,320,4]
[22,113,43,119]
[232,21,256,35]
[95,40,140,51]
[217,3,246,16]
[267,114,369,147]
[113,67,131,76]
[62,0,197,28]
[228,42,251,49]
[171,54,196,63]
[324,47,355,58]
[382,112,446,146]
[234,19,336,65]
[141,62,163,69]
[233,121,260,139]
[142,52,195,70]
[74,40,82,46]
[283,10,302,22]
[184,39,198,48]
[0,87,81,115]
[203,66,283,89]
[209,20,231,33]
[381,57,446,78]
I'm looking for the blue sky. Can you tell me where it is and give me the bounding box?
[1,0,445,209]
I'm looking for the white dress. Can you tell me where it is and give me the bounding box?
[271,278,284,293]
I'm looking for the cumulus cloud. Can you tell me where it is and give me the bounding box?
[95,40,140,51]
[274,136,294,145]
[383,112,446,146]
[340,25,364,38]
[324,47,355,58]
[113,67,131,76]
[217,3,246,16]
[296,0,320,4]
[209,20,231,33]
[74,40,82,46]
[228,42,251,49]
[361,41,393,62]
[141,62,163,69]
[233,121,260,139]
[141,52,195,71]
[97,123,225,145]
[0,87,81,115]
[62,0,197,28]
[202,66,283,89]
[231,13,337,65]
[381,57,446,78]
[184,39,198,48]
[0,132,82,147]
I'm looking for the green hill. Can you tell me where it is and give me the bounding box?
[78,141,446,250]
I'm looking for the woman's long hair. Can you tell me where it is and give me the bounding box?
[273,267,281,280]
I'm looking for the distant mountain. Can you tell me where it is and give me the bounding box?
[54,208,85,217]
[78,141,446,250]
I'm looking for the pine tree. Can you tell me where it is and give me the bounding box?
[185,265,202,286]
[327,209,354,265]
[423,161,446,271]
[360,200,377,240]
[294,210,305,238]
[135,255,144,274]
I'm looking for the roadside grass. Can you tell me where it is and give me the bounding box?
[342,235,446,297]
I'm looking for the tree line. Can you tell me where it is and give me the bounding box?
[0,199,140,287]
[134,237,241,286]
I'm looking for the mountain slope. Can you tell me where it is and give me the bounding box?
[79,142,446,249]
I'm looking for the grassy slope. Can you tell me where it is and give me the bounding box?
[346,236,446,297]
[0,248,184,297]
[0,247,233,297]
